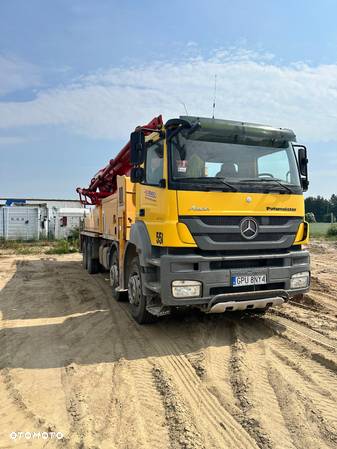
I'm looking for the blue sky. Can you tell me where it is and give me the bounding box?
[0,0,336,198]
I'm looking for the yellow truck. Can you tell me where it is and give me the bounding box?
[78,115,310,323]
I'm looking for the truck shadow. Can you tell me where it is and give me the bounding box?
[0,257,285,369]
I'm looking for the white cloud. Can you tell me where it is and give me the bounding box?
[1,49,337,142]
[0,55,41,96]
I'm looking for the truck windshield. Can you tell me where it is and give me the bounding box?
[169,132,301,193]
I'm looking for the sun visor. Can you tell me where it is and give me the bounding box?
[179,116,296,147]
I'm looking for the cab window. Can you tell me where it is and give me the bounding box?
[257,149,293,183]
[145,141,164,185]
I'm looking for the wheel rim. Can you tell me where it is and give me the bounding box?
[128,273,141,307]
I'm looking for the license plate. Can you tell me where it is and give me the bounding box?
[232,274,267,287]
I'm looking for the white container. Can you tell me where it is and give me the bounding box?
[54,208,87,239]
[0,206,40,240]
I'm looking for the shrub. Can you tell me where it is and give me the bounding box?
[66,227,80,250]
[305,212,316,223]
[326,224,337,237]
[46,239,77,255]
[68,227,80,240]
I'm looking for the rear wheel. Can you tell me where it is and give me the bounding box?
[128,257,157,324]
[109,250,127,301]
[87,240,99,274]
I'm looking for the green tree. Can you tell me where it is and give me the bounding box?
[329,194,337,220]
[305,196,330,222]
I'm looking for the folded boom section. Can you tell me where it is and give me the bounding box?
[76,115,163,205]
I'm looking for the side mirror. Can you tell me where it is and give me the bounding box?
[301,178,309,191]
[130,130,145,165]
[298,147,308,177]
[130,167,144,183]
[296,145,309,192]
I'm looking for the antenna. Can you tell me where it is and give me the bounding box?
[212,74,217,119]
[180,101,189,116]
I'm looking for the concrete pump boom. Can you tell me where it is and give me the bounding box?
[76,115,163,205]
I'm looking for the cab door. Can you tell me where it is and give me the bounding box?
[137,139,167,245]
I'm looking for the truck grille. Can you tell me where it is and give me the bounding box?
[179,215,302,251]
[210,282,285,295]
[210,258,283,270]
[199,216,290,226]
[210,233,283,242]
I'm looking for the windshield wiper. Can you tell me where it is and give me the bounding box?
[240,178,293,194]
[215,178,238,192]
[176,177,238,192]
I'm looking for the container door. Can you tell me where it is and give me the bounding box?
[26,208,39,240]
[6,207,39,240]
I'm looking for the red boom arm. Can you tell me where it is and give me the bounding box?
[76,115,163,205]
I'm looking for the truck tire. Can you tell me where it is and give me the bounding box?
[110,250,127,301]
[82,238,87,269]
[87,239,99,274]
[127,256,157,324]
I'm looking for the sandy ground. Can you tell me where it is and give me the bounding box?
[0,242,337,449]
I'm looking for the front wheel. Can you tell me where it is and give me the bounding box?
[109,250,127,301]
[128,257,157,324]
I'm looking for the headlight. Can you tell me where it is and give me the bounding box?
[172,280,202,298]
[290,271,310,289]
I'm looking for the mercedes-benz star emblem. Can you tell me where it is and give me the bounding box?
[240,217,259,240]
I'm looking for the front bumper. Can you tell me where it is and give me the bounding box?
[156,249,310,307]
[208,294,285,313]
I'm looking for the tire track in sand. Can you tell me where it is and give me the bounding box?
[237,316,337,449]
[89,272,171,449]
[228,321,283,449]
[267,364,337,449]
[152,365,205,449]
[268,346,337,431]
[92,276,260,449]
[140,319,260,449]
